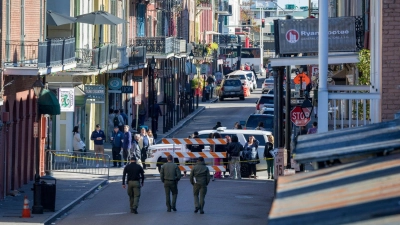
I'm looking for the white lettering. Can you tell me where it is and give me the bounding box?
[299,30,350,36]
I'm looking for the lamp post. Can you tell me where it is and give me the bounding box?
[150,56,157,138]
[189,50,195,111]
[32,77,44,214]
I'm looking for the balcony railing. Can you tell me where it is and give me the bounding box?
[4,37,76,68]
[212,34,238,45]
[130,37,186,55]
[75,43,118,69]
[128,46,146,65]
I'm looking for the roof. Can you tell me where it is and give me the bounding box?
[294,119,400,163]
[268,153,400,225]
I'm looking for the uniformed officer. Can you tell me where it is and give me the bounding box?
[122,156,144,214]
[190,157,211,214]
[160,155,181,212]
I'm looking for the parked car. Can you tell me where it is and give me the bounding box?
[218,78,245,101]
[258,107,274,115]
[245,114,274,132]
[227,70,252,91]
[262,78,274,93]
[255,94,274,113]
[198,127,273,174]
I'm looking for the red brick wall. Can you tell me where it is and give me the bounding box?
[381,1,400,120]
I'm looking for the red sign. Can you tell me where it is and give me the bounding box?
[286,29,299,43]
[290,106,311,127]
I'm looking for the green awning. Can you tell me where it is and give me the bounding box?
[38,89,61,115]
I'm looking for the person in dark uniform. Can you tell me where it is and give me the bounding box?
[187,131,204,152]
[160,155,182,212]
[190,157,211,214]
[122,156,144,214]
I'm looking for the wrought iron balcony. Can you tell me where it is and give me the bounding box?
[215,0,230,15]
[4,38,76,68]
[212,34,238,46]
[130,37,186,56]
[128,46,147,66]
[75,43,118,69]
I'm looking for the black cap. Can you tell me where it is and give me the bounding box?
[114,126,119,129]
[197,157,204,162]
[129,156,136,161]
[194,131,199,136]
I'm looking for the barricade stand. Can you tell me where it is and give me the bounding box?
[162,138,227,180]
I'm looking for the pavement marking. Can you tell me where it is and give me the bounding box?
[235,195,254,199]
[95,212,128,216]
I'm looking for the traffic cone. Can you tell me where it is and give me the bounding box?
[21,195,31,218]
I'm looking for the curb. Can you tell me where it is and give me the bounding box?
[43,179,108,225]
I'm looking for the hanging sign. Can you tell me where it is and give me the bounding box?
[59,88,75,112]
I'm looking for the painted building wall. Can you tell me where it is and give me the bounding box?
[381,2,400,121]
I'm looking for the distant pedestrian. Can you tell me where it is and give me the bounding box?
[122,125,132,166]
[110,126,123,167]
[120,109,128,125]
[255,122,266,130]
[226,136,243,179]
[115,110,125,131]
[187,131,204,152]
[190,157,211,214]
[223,135,232,178]
[147,129,156,147]
[234,122,239,129]
[132,134,143,167]
[237,124,243,129]
[108,109,116,138]
[90,124,106,167]
[206,74,215,99]
[151,101,163,131]
[264,135,274,179]
[243,136,260,179]
[297,126,308,137]
[122,156,144,214]
[138,101,147,126]
[160,155,181,212]
[213,122,222,130]
[139,128,150,169]
[307,122,318,134]
[72,126,85,162]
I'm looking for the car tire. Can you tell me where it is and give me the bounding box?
[157,157,168,172]
[240,96,245,100]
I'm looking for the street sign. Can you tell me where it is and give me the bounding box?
[135,96,141,105]
[274,148,285,179]
[290,106,311,127]
[33,122,38,138]
[121,86,133,93]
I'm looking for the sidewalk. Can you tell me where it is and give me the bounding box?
[0,97,217,225]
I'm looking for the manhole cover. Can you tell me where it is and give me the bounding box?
[235,195,253,199]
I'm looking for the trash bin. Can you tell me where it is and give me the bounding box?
[40,175,56,212]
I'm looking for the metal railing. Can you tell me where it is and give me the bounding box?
[46,150,110,179]
[128,46,147,65]
[4,38,76,68]
[75,43,118,69]
[130,37,185,55]
[327,85,378,130]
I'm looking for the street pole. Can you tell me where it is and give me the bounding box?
[32,76,43,214]
[285,65,291,167]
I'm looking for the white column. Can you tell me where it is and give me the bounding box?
[370,0,382,123]
[317,0,329,133]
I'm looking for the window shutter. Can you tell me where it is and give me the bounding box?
[137,4,145,37]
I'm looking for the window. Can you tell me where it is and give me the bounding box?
[137,3,146,37]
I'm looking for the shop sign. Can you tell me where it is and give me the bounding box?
[58,88,75,112]
[121,86,133,93]
[108,77,123,90]
[278,17,356,54]
[85,85,105,102]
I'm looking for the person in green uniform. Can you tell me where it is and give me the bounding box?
[190,157,211,214]
[160,155,181,212]
[122,156,144,214]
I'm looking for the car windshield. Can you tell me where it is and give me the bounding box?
[229,75,246,80]
[246,116,274,130]
[264,79,274,84]
[259,97,274,104]
[224,80,241,86]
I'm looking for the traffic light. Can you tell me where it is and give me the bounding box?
[261,19,265,28]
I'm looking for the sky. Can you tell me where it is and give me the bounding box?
[276,0,315,8]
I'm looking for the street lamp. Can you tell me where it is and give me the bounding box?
[189,50,195,110]
[150,56,157,137]
[32,77,44,214]
[230,44,234,69]
[301,98,313,119]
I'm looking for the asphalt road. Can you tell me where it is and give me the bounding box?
[55,79,274,225]
[56,177,274,225]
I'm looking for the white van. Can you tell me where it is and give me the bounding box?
[198,127,273,171]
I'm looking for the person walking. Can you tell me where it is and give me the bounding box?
[132,134,143,167]
[138,101,147,126]
[160,155,181,212]
[206,74,215,99]
[264,135,274,179]
[72,126,85,162]
[307,122,318,134]
[122,156,144,214]
[139,128,150,169]
[122,125,132,166]
[243,136,260,179]
[212,122,222,130]
[110,126,123,167]
[190,157,211,214]
[226,136,243,179]
[115,109,125,131]
[90,124,106,167]
[152,101,163,132]
[120,108,128,125]
[108,109,116,138]
[147,130,156,147]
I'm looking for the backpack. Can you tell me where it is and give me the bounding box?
[113,115,120,127]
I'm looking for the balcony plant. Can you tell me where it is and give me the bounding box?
[205,42,218,56]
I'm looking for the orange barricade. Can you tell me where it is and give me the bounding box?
[244,86,250,97]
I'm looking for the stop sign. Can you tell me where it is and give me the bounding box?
[290,106,311,127]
